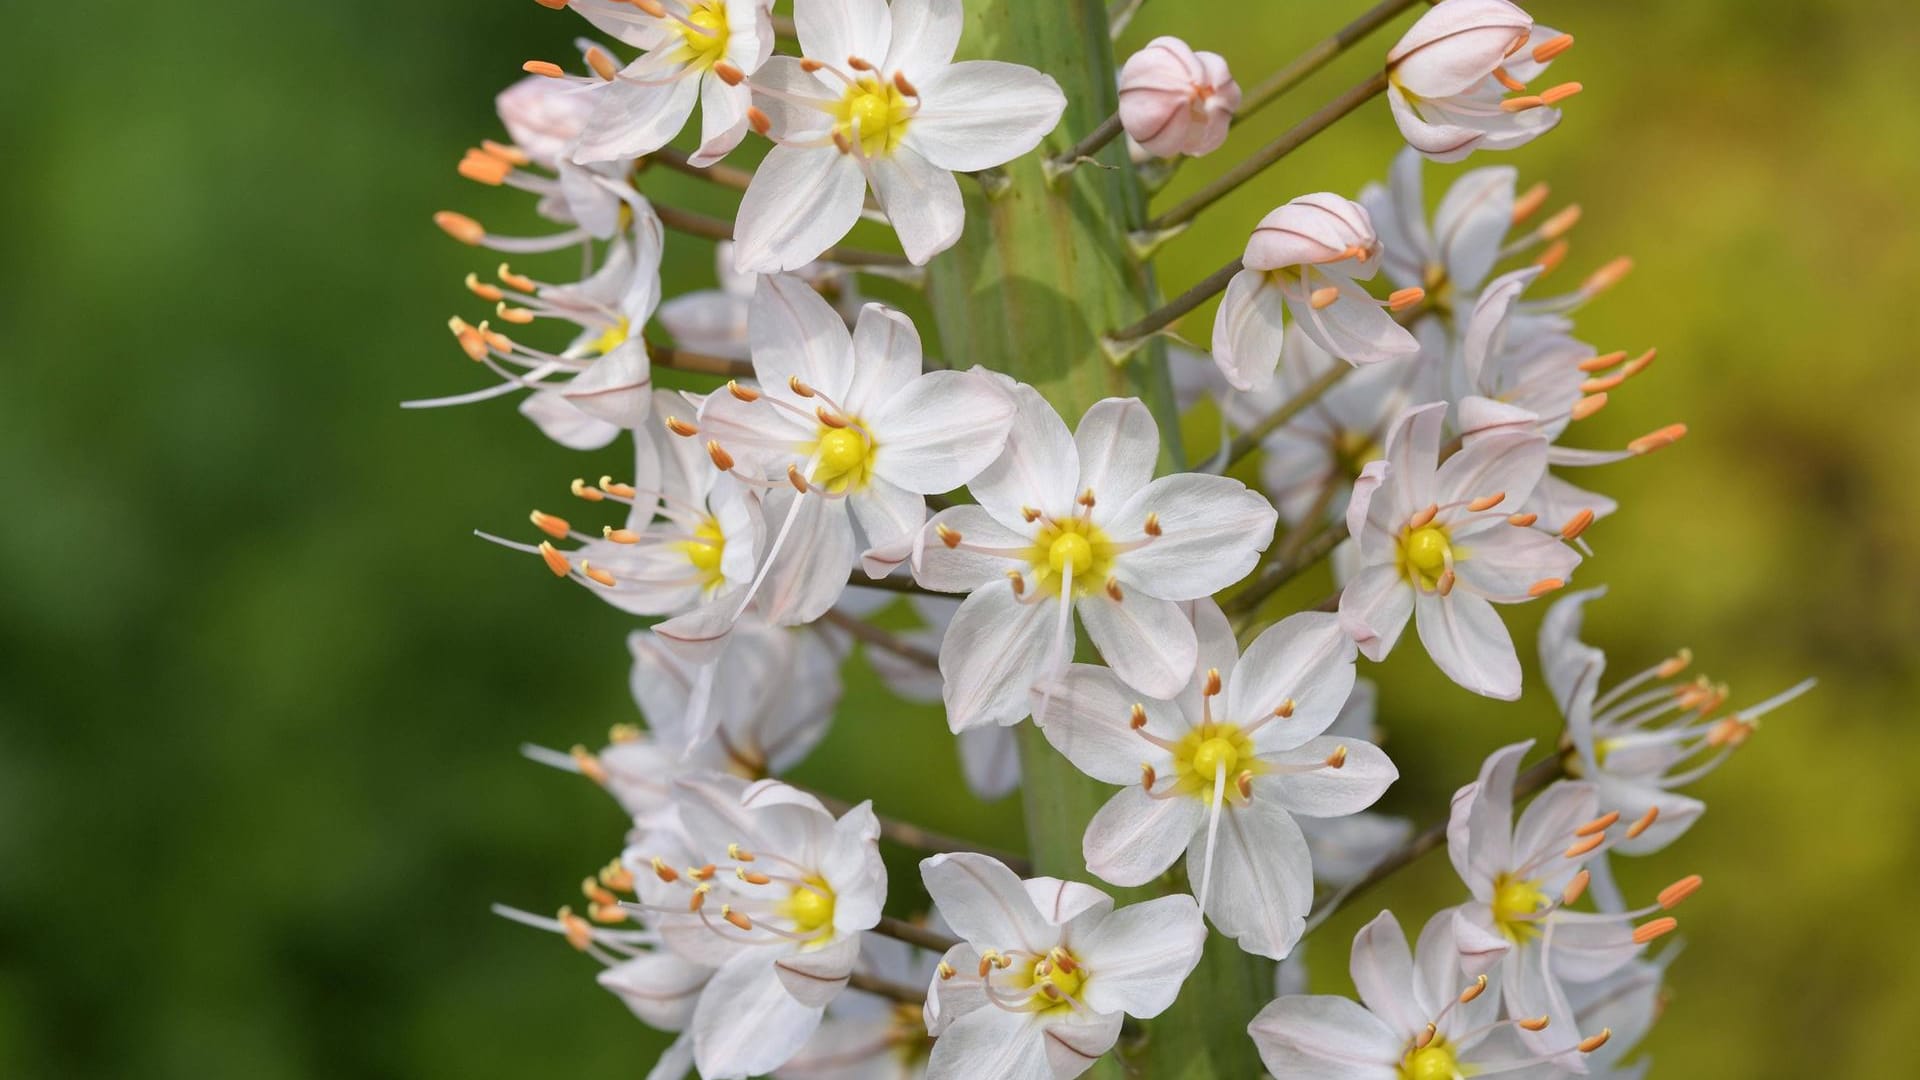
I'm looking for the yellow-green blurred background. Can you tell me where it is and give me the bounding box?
[1,1,1912,1076]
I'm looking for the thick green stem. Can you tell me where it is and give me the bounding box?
[925,3,1267,1077]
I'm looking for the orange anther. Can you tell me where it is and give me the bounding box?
[538,541,571,578]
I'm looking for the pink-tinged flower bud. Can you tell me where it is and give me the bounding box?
[1387,0,1532,99]
[496,75,595,168]
[1118,37,1241,159]
[1242,193,1381,273]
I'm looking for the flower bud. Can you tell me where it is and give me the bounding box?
[1387,0,1533,99]
[1242,193,1381,272]
[495,75,595,169]
[1118,37,1241,159]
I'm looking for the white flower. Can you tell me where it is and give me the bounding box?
[631,776,887,1079]
[776,933,940,1078]
[1444,741,1680,1061]
[496,73,599,169]
[1339,401,1580,700]
[919,852,1206,1080]
[1037,601,1394,959]
[914,387,1278,728]
[733,0,1067,270]
[1362,146,1518,302]
[1385,0,1579,163]
[1213,193,1422,392]
[557,0,775,166]
[421,186,665,450]
[687,273,1016,636]
[1540,587,1813,908]
[1249,908,1584,1079]
[1222,325,1422,529]
[1117,37,1240,159]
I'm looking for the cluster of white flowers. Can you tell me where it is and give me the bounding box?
[421,1,1812,1077]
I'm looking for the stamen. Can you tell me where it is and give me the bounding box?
[1559,509,1595,541]
[434,211,486,246]
[529,510,571,539]
[1459,974,1489,1004]
[585,46,619,82]
[1570,392,1609,420]
[1578,1029,1612,1054]
[1528,578,1566,598]
[1104,577,1124,601]
[1632,917,1677,945]
[1309,286,1341,310]
[1534,238,1570,274]
[1657,875,1702,909]
[665,416,699,437]
[1564,833,1605,859]
[1626,806,1660,839]
[538,541,571,577]
[1512,182,1550,224]
[1576,811,1619,836]
[1388,286,1426,311]
[1507,512,1538,527]
[522,60,567,79]
[708,441,735,472]
[1468,492,1506,513]
[1324,745,1348,769]
[1533,33,1575,63]
[1628,423,1688,455]
[1517,1015,1551,1032]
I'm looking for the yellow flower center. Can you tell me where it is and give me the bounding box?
[590,316,631,357]
[833,76,912,157]
[811,425,875,493]
[1024,517,1116,598]
[1018,950,1086,1013]
[777,878,836,935]
[678,517,727,589]
[1170,723,1264,797]
[675,2,731,69]
[1398,524,1453,589]
[1402,1040,1468,1080]
[1490,872,1548,943]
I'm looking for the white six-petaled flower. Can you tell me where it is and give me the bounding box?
[1213,192,1422,392]
[733,0,1067,269]
[1036,601,1395,959]
[915,386,1277,729]
[1339,401,1580,700]
[920,852,1205,1080]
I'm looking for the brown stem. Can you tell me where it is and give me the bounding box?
[875,914,963,955]
[821,609,939,669]
[1235,0,1422,126]
[1224,524,1346,618]
[1049,112,1127,172]
[1106,258,1243,345]
[1147,71,1389,234]
[1304,755,1567,930]
[641,146,754,193]
[1220,362,1351,470]
[649,343,753,379]
[655,204,911,267]
[848,969,928,1005]
[808,790,1034,875]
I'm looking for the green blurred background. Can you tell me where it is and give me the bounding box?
[1,1,1913,1076]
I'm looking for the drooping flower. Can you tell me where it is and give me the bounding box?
[919,852,1206,1080]
[1385,0,1580,163]
[914,387,1278,729]
[1452,267,1688,533]
[685,273,1016,637]
[1339,401,1580,700]
[1036,600,1394,959]
[1540,587,1814,909]
[1362,146,1520,308]
[629,776,887,1080]
[1213,193,1423,392]
[422,182,665,449]
[1249,908,1601,1078]
[1117,37,1240,159]
[1443,741,1693,1060]
[542,0,775,167]
[732,0,1067,270]
[1221,324,1422,528]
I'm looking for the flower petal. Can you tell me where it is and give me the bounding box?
[1210,268,1289,392]
[884,0,963,74]
[692,949,826,1079]
[734,146,867,273]
[869,369,1017,493]
[1083,784,1204,888]
[1071,895,1206,1019]
[1109,474,1278,600]
[925,1006,1048,1080]
[1227,611,1358,752]
[1261,738,1397,818]
[1337,563,1413,663]
[1078,593,1198,700]
[1348,910,1421,1039]
[1248,994,1403,1078]
[939,581,1054,730]
[970,382,1080,526]
[1034,663,1178,785]
[1414,589,1522,700]
[906,62,1068,173]
[870,145,966,265]
[914,505,1031,592]
[1074,398,1160,509]
[795,0,893,74]
[920,851,1052,955]
[1194,793,1313,958]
